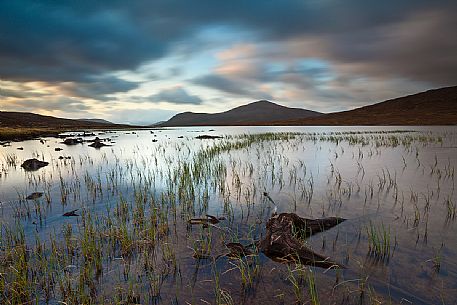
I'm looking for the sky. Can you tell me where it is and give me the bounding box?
[0,1,456,125]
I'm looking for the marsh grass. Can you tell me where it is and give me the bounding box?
[0,129,455,304]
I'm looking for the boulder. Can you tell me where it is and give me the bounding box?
[21,158,49,171]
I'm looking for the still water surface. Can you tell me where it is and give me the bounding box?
[0,126,456,304]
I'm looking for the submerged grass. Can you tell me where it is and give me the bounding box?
[0,129,455,304]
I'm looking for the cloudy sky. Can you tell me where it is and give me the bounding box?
[1,1,456,125]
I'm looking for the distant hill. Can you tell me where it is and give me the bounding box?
[272,86,457,125]
[77,118,113,124]
[160,86,457,126]
[161,100,322,126]
[0,111,121,128]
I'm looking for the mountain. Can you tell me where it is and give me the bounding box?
[161,100,322,126]
[161,86,457,126]
[0,111,120,128]
[272,86,457,125]
[77,118,113,124]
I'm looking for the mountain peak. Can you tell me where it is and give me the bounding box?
[161,100,321,126]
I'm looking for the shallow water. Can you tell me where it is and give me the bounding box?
[0,126,456,304]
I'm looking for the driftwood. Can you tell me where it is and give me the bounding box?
[225,242,254,258]
[26,192,43,200]
[63,209,79,217]
[189,214,226,228]
[195,135,222,139]
[258,213,345,268]
[218,213,345,268]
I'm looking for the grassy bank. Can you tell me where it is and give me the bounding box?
[0,126,143,142]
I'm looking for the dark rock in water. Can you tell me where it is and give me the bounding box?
[63,209,79,217]
[177,136,184,138]
[63,138,83,145]
[77,132,96,137]
[258,213,345,268]
[17,147,24,150]
[88,137,110,148]
[21,158,49,171]
[195,135,223,139]
[55,147,63,151]
[26,192,43,200]
[152,139,158,142]
[89,142,109,148]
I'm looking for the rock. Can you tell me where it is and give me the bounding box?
[21,158,49,171]
[195,135,223,139]
[77,132,95,137]
[89,142,109,148]
[63,209,79,217]
[26,192,43,200]
[63,138,83,145]
[17,147,24,150]
[178,136,184,138]
[55,147,63,151]
[88,137,110,148]
[152,139,158,142]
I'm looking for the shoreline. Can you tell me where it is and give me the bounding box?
[0,126,150,142]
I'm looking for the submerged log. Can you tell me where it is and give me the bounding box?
[225,242,254,258]
[63,209,79,217]
[258,213,346,268]
[26,192,43,200]
[195,135,222,139]
[189,214,226,227]
[217,213,345,268]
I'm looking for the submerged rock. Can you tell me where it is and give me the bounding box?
[63,138,83,145]
[26,192,43,200]
[21,158,49,171]
[55,147,63,151]
[88,137,110,148]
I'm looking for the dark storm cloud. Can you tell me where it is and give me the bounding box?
[192,74,273,100]
[193,75,251,96]
[4,97,91,113]
[60,76,139,100]
[0,0,455,102]
[150,87,203,105]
